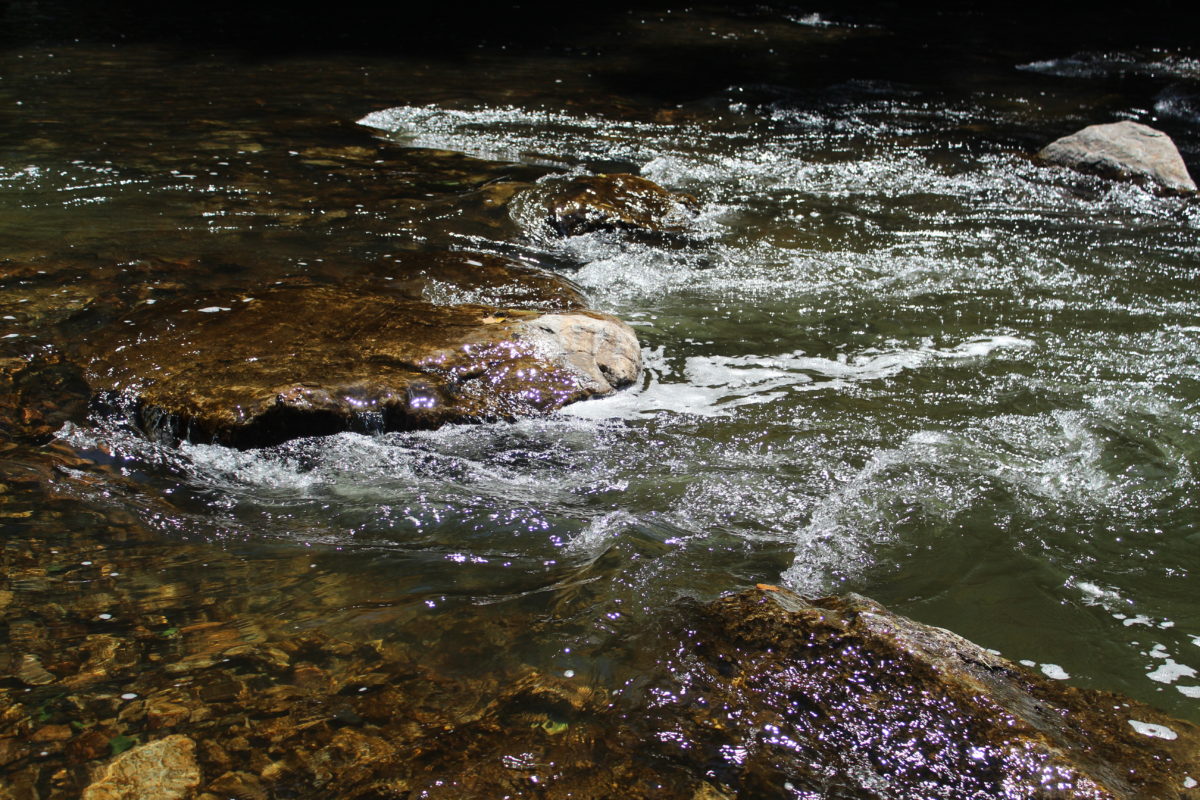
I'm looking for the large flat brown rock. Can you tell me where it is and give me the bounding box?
[79,284,640,447]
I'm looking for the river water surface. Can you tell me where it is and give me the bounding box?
[1,3,1199,794]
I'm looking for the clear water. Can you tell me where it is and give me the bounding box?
[1,1,1198,772]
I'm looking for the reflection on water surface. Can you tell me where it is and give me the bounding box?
[1,3,1199,796]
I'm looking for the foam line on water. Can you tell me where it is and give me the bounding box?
[1017,51,1200,80]
[566,336,1034,420]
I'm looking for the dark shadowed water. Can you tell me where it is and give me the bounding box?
[1,2,1199,795]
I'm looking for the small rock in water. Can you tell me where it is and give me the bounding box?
[81,734,200,800]
[207,770,269,800]
[14,653,56,686]
[513,173,701,236]
[1038,120,1197,194]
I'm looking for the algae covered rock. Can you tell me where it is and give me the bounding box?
[78,285,640,447]
[642,586,1200,799]
[513,173,701,236]
[1039,120,1197,193]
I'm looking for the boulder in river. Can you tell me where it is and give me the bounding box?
[76,256,640,447]
[512,173,701,236]
[631,586,1200,799]
[79,287,639,447]
[1038,120,1197,193]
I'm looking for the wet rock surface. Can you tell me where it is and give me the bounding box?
[76,276,640,448]
[642,587,1200,800]
[1038,121,1197,193]
[80,734,200,800]
[376,251,588,312]
[513,173,701,236]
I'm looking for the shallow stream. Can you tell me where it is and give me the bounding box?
[1,4,1199,794]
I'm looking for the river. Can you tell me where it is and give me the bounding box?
[1,3,1198,796]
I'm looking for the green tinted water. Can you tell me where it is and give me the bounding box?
[1,5,1198,786]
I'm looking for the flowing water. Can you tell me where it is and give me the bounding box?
[1,3,1199,793]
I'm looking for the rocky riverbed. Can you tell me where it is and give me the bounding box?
[4,564,1198,799]
[2,2,1200,798]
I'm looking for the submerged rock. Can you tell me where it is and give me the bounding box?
[513,173,701,236]
[640,586,1200,799]
[4,576,1198,799]
[1038,121,1197,193]
[81,734,200,800]
[379,251,587,312]
[78,284,640,447]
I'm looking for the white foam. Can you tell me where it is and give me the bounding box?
[566,336,1033,422]
[786,12,836,27]
[60,413,614,525]
[1017,52,1200,80]
[778,382,1191,593]
[1128,720,1178,740]
[358,104,697,169]
[1040,663,1070,680]
[779,433,973,592]
[357,103,1049,208]
[1075,581,1121,604]
[568,510,639,555]
[1146,659,1197,685]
